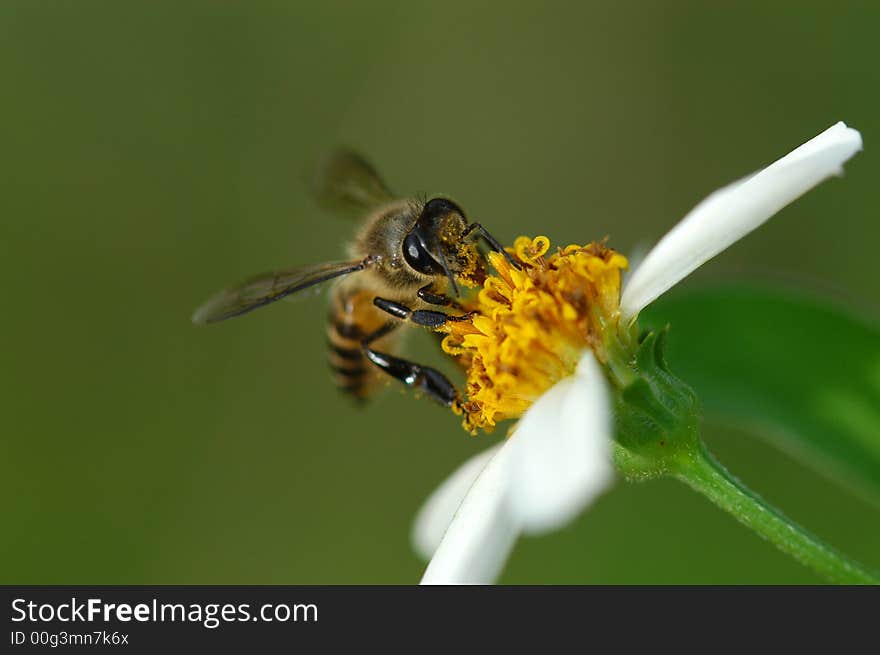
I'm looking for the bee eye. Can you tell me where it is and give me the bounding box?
[403,232,442,275]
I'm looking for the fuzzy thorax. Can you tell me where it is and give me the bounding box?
[443,236,628,433]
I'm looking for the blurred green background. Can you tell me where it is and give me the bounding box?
[2,1,878,583]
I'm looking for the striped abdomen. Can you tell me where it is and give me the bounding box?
[326,286,395,400]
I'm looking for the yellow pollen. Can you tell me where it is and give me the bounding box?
[443,236,628,434]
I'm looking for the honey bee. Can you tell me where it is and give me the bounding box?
[192,149,517,409]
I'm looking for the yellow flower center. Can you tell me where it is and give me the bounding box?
[444,236,628,434]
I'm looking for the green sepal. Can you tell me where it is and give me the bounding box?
[613,328,700,480]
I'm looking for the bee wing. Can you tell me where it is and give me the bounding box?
[192,259,369,325]
[311,148,395,213]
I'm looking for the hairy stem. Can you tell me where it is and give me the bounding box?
[672,444,879,584]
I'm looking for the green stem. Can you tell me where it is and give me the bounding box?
[673,444,879,584]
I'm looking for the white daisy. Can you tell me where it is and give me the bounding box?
[414,122,863,584]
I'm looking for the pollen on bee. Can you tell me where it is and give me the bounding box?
[442,236,628,434]
[454,242,485,289]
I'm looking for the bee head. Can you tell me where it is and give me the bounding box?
[402,197,476,296]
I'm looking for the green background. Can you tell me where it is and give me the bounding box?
[2,1,878,583]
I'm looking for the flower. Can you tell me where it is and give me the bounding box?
[414,122,864,584]
[444,240,628,433]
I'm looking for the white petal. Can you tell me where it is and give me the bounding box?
[411,444,501,561]
[620,122,863,320]
[419,442,519,585]
[507,351,615,535]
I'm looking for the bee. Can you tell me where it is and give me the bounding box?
[192,149,517,409]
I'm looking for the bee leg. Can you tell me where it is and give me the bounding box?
[463,223,522,270]
[417,284,463,309]
[361,324,460,407]
[373,297,474,329]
